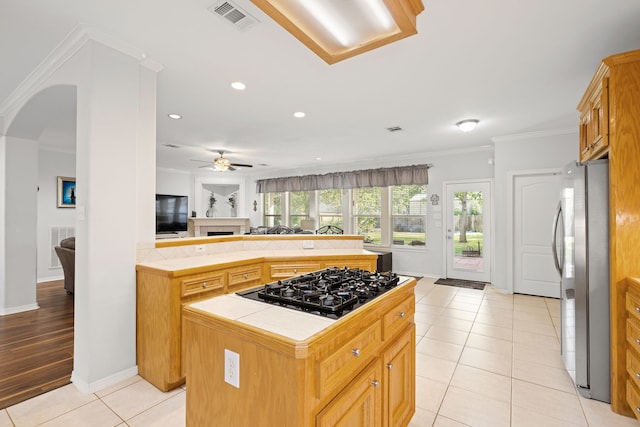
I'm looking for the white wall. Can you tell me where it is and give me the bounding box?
[37,149,76,282]
[492,130,577,292]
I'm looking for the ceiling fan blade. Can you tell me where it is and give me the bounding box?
[198,164,213,168]
[190,159,211,163]
[228,166,237,171]
[230,163,253,168]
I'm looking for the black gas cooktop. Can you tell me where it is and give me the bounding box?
[236,267,401,319]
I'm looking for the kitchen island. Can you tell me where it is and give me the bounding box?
[182,275,416,427]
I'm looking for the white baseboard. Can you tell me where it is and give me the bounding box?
[0,303,40,315]
[71,365,139,394]
[37,275,64,283]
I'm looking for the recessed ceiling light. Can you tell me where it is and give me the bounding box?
[168,113,182,119]
[316,157,322,161]
[294,112,306,118]
[456,119,479,132]
[231,81,246,90]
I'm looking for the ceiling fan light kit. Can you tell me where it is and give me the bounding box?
[192,150,255,172]
[250,0,425,64]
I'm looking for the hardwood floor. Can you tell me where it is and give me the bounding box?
[0,280,74,409]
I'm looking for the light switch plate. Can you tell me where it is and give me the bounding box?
[302,240,314,249]
[224,349,240,388]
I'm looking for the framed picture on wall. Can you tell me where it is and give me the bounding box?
[57,176,76,208]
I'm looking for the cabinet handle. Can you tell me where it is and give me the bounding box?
[636,373,640,379]
[635,307,640,313]
[293,268,298,273]
[371,380,379,387]
[636,407,640,413]
[202,282,207,288]
[398,312,405,318]
[243,273,248,279]
[636,339,640,345]
[386,363,393,370]
[352,348,361,357]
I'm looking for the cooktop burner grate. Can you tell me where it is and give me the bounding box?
[237,267,400,318]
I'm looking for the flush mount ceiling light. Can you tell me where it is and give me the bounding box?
[167,113,182,119]
[456,119,479,132]
[250,0,425,64]
[293,111,306,118]
[231,81,246,90]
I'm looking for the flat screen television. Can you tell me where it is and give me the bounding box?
[156,194,188,233]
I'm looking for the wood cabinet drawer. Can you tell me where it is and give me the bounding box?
[627,291,640,323]
[228,265,262,291]
[383,295,415,341]
[627,349,640,391]
[627,380,640,420]
[269,263,321,280]
[181,273,225,298]
[316,320,381,398]
[626,319,640,350]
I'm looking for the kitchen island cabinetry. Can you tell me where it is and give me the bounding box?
[182,277,416,427]
[136,251,376,391]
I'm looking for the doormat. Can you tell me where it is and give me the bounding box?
[434,278,487,291]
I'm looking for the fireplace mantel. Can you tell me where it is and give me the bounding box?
[188,217,250,237]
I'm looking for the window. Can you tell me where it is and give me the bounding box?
[263,193,282,226]
[318,189,343,228]
[391,185,427,246]
[289,191,310,228]
[353,187,382,244]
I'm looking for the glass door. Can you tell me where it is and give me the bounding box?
[445,181,491,283]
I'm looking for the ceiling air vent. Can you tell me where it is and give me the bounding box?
[386,126,403,132]
[163,144,181,148]
[208,1,259,31]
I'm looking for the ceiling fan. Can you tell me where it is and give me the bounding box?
[192,150,253,172]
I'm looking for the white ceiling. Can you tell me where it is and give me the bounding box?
[1,0,640,176]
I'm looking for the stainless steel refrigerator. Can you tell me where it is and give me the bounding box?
[551,159,610,403]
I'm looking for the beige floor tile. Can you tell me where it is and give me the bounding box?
[512,379,585,426]
[416,337,464,362]
[465,333,513,357]
[479,298,514,311]
[438,386,511,427]
[470,322,513,341]
[513,318,558,336]
[447,301,480,313]
[433,316,474,333]
[408,407,437,427]
[512,358,577,393]
[414,320,431,337]
[100,379,182,421]
[127,392,186,427]
[513,341,565,369]
[39,400,123,427]
[415,301,444,314]
[449,364,511,403]
[439,307,477,322]
[0,410,12,427]
[511,404,587,427]
[416,352,457,384]
[514,294,548,307]
[513,307,554,324]
[6,384,97,426]
[578,395,640,427]
[415,376,448,413]
[512,328,560,348]
[425,325,469,346]
[433,415,471,426]
[477,306,513,319]
[95,375,144,398]
[450,295,482,306]
[459,347,512,376]
[414,310,441,324]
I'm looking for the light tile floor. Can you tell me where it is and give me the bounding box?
[2,278,638,426]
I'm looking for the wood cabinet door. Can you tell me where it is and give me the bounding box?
[383,326,415,427]
[316,361,382,427]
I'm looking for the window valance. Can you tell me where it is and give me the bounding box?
[256,164,431,193]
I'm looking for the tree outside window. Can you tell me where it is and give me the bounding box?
[392,185,427,246]
[353,187,381,244]
[319,189,343,229]
[289,191,310,228]
[263,192,282,226]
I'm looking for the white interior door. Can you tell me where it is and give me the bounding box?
[445,181,491,283]
[513,172,562,297]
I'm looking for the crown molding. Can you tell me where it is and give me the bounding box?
[491,127,576,144]
[0,24,163,119]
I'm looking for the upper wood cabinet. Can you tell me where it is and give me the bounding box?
[578,64,610,161]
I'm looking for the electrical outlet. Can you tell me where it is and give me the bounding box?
[224,349,240,388]
[195,245,205,253]
[302,240,314,249]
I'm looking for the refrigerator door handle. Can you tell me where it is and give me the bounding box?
[551,201,563,276]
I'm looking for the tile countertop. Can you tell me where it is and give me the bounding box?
[186,276,414,341]
[136,249,377,273]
